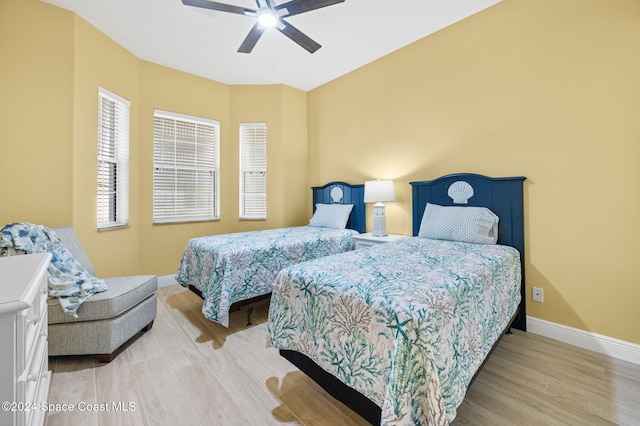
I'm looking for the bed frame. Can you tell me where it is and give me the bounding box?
[280,173,526,424]
[188,181,366,323]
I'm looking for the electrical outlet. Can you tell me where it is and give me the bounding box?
[532,287,544,303]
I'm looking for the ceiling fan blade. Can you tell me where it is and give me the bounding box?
[275,0,344,17]
[278,20,321,53]
[238,22,266,53]
[182,0,256,15]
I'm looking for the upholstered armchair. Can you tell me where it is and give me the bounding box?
[47,227,157,363]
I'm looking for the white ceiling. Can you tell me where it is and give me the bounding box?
[42,0,501,92]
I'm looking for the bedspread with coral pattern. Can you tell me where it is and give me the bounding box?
[267,237,521,425]
[176,226,358,327]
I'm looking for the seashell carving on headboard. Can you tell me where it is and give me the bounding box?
[330,186,344,203]
[448,181,474,204]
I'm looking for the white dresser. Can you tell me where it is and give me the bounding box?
[0,253,51,426]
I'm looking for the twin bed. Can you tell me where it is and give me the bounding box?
[176,181,366,327]
[267,173,526,425]
[176,173,526,424]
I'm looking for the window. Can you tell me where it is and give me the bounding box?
[153,110,220,223]
[239,123,267,219]
[97,87,130,230]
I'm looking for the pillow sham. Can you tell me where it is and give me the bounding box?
[309,203,354,229]
[418,203,499,244]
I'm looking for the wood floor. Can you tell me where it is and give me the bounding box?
[47,285,640,426]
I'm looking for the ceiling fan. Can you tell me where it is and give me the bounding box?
[182,0,345,54]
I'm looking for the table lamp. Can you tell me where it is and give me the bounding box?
[364,180,395,237]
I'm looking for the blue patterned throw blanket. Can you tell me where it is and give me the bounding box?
[0,222,107,317]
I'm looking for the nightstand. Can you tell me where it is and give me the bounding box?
[353,233,409,249]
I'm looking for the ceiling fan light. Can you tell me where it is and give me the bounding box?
[257,9,278,27]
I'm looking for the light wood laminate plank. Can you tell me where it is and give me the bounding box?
[174,362,253,425]
[47,356,98,426]
[94,352,148,426]
[132,354,202,425]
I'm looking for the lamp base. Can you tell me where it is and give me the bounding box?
[372,203,388,237]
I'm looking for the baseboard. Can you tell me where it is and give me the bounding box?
[157,275,178,288]
[527,316,640,366]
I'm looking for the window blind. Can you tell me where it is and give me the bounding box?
[97,87,130,229]
[239,123,267,219]
[153,110,220,223]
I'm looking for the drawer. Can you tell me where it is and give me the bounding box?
[31,365,50,426]
[16,284,47,374]
[25,342,49,426]
[17,334,49,425]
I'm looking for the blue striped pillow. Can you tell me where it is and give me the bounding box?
[418,203,498,244]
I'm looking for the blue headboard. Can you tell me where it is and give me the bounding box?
[311,182,366,234]
[410,173,526,331]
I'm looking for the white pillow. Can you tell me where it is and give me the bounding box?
[418,203,499,244]
[309,204,354,229]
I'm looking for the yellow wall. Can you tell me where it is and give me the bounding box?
[137,81,307,275]
[72,16,141,276]
[281,86,309,225]
[0,0,74,226]
[307,0,640,344]
[137,61,231,275]
[228,85,309,230]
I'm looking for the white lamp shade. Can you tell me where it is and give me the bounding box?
[364,180,395,203]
